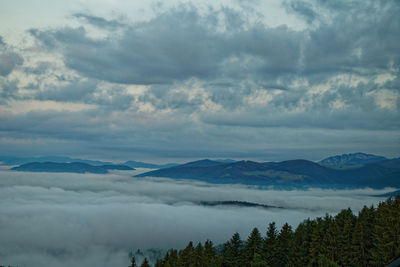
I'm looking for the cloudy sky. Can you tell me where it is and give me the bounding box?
[0,0,399,162]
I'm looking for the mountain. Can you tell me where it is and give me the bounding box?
[0,156,112,166]
[11,162,133,174]
[123,160,178,169]
[123,159,235,169]
[135,159,400,188]
[319,152,387,168]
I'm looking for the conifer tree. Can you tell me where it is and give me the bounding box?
[263,222,278,266]
[204,240,216,266]
[310,217,325,265]
[243,227,263,266]
[276,223,293,266]
[140,258,151,267]
[192,242,204,267]
[222,232,243,267]
[351,205,375,266]
[332,208,356,266]
[130,255,138,267]
[178,241,194,267]
[371,196,400,265]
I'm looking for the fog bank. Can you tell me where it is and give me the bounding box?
[0,169,392,267]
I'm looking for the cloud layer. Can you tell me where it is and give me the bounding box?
[0,169,391,267]
[0,0,399,161]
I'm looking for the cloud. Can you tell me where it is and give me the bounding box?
[0,169,392,267]
[29,6,304,85]
[72,13,125,30]
[0,37,23,76]
[0,1,399,161]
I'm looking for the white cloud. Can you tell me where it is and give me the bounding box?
[0,169,392,267]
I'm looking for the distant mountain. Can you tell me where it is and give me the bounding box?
[123,159,235,169]
[11,162,133,174]
[319,152,387,168]
[123,160,178,169]
[136,159,400,189]
[0,156,112,166]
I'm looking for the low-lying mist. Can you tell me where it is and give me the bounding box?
[0,168,393,267]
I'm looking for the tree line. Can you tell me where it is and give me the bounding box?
[131,195,400,267]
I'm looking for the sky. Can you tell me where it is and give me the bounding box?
[0,168,392,267]
[0,0,399,162]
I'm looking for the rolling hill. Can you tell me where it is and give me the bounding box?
[135,159,400,188]
[11,162,134,174]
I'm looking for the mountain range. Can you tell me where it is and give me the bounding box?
[11,162,134,174]
[318,152,388,168]
[136,157,400,189]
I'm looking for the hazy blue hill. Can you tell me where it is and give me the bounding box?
[319,152,387,168]
[136,159,400,188]
[178,159,225,168]
[123,160,178,169]
[0,156,112,166]
[11,162,133,174]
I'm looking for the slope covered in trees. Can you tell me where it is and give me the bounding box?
[144,196,400,267]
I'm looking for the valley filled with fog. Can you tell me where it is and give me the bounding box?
[0,168,394,267]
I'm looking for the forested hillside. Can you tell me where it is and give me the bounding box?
[133,196,400,267]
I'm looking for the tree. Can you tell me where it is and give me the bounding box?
[263,222,278,266]
[192,242,204,267]
[243,228,263,266]
[204,240,217,266]
[351,205,375,266]
[130,255,138,267]
[177,241,194,267]
[222,232,243,267]
[371,196,400,265]
[140,258,151,267]
[275,223,293,266]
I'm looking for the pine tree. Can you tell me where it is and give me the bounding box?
[222,232,243,267]
[192,242,204,267]
[203,240,216,267]
[351,205,375,266]
[332,208,356,266]
[130,255,138,267]
[290,219,314,266]
[263,222,278,266]
[243,227,263,266]
[275,223,293,266]
[140,258,151,267]
[371,196,400,265]
[178,241,194,267]
[310,217,325,265]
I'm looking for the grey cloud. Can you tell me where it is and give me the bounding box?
[72,13,125,29]
[0,38,23,76]
[0,79,19,103]
[36,80,98,102]
[29,7,303,85]
[284,0,318,24]
[299,0,400,73]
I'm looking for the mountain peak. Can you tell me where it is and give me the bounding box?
[319,152,387,168]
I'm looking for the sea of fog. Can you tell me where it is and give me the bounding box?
[0,167,395,267]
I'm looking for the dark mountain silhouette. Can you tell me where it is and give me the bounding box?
[11,162,133,174]
[136,159,400,188]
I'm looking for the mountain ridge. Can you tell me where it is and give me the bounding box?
[11,162,134,174]
[136,158,400,189]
